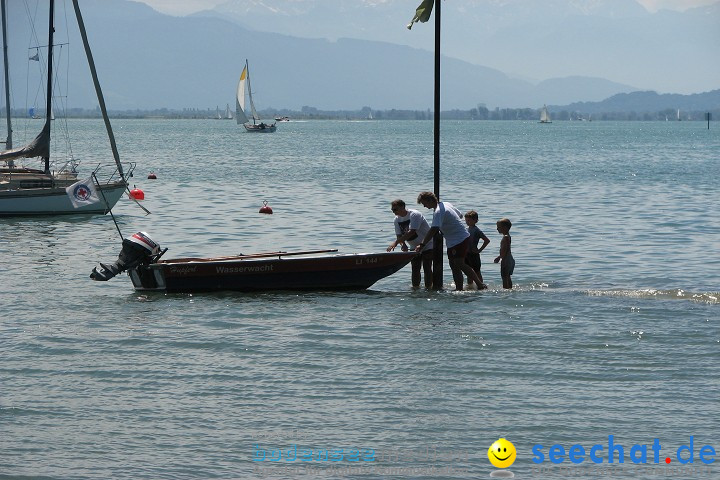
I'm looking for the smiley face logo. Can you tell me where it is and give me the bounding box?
[488,438,516,468]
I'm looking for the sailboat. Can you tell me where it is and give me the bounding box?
[236,60,276,133]
[214,104,232,120]
[0,0,130,216]
[539,105,552,124]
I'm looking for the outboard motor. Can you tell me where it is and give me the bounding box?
[91,232,161,281]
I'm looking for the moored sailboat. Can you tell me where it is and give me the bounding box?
[236,60,276,133]
[0,0,131,216]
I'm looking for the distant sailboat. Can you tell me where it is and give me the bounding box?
[236,60,276,133]
[677,108,681,121]
[539,105,552,124]
[224,103,233,120]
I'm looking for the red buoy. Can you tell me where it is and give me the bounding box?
[147,172,157,179]
[129,186,145,200]
[259,200,273,214]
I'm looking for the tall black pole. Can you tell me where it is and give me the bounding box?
[43,0,54,174]
[431,0,444,290]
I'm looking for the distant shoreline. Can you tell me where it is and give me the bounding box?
[3,107,716,122]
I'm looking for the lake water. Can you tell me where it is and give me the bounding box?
[1,119,718,479]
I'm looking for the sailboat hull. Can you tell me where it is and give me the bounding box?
[0,181,126,216]
[243,123,277,133]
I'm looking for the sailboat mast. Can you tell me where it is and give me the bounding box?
[71,0,124,179]
[245,60,254,124]
[1,0,12,154]
[43,0,55,173]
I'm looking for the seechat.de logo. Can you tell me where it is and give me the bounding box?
[532,435,716,465]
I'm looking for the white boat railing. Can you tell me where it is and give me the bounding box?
[89,161,136,185]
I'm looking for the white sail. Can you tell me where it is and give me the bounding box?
[235,63,249,124]
[539,105,551,123]
[225,103,233,119]
[246,71,260,122]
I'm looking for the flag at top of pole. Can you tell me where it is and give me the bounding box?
[407,0,434,29]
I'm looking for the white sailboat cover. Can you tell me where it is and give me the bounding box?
[236,64,250,125]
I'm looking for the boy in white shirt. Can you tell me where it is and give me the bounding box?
[387,199,434,289]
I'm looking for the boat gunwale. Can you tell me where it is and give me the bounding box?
[153,251,418,267]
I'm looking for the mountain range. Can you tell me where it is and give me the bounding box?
[2,0,718,112]
[558,89,720,115]
[200,0,720,95]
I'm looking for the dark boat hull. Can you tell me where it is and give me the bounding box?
[128,252,416,292]
[243,123,276,132]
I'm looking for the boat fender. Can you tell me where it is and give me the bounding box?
[129,185,145,200]
[259,200,273,214]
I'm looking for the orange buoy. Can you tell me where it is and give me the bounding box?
[259,200,273,214]
[129,186,145,200]
[147,172,157,179]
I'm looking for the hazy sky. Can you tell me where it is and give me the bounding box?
[137,0,718,16]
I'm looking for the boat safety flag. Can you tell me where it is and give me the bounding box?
[66,177,101,208]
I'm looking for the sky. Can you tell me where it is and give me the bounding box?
[136,0,719,16]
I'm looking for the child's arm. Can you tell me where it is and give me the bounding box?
[478,233,490,253]
[494,236,509,263]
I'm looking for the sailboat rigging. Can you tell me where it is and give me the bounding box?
[0,0,132,216]
[236,60,276,133]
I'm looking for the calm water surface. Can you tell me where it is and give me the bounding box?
[1,120,718,479]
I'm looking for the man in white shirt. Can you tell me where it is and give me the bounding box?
[386,199,434,289]
[414,191,485,291]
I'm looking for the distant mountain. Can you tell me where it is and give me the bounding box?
[557,89,720,114]
[3,0,711,112]
[3,0,640,111]
[533,77,637,106]
[205,0,720,95]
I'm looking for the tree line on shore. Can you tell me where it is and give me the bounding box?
[2,106,717,121]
